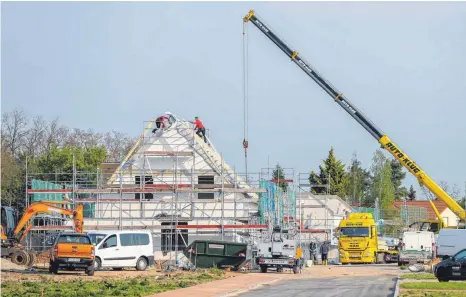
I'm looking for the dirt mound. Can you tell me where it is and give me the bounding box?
[35,250,51,264]
[1,258,26,271]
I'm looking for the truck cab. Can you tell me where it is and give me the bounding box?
[337,213,379,264]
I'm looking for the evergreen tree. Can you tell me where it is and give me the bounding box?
[390,159,408,200]
[407,185,416,200]
[272,164,288,191]
[344,153,371,206]
[308,147,347,197]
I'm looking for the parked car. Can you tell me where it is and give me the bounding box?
[434,248,466,282]
[88,230,154,271]
[398,231,435,266]
[49,232,95,276]
[436,229,466,258]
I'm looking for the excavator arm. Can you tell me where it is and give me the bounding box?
[13,202,84,242]
[243,10,465,222]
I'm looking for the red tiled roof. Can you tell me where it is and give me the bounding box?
[393,200,449,220]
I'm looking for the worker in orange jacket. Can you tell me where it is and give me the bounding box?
[189,117,207,143]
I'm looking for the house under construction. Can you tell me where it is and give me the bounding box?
[24,113,347,263]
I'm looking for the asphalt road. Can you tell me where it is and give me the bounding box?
[238,276,397,297]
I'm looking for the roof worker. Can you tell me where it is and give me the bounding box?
[152,113,171,134]
[189,116,207,144]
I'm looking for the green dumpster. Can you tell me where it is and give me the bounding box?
[183,240,248,269]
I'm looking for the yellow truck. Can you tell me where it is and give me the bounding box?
[337,213,387,264]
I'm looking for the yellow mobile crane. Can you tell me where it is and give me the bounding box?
[243,10,466,225]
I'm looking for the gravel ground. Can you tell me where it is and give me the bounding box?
[1,258,27,271]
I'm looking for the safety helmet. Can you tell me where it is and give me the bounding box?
[165,111,172,115]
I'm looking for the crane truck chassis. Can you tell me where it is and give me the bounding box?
[243,10,465,226]
[255,226,302,274]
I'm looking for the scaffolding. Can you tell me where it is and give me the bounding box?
[22,115,276,268]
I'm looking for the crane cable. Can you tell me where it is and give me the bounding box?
[242,21,249,179]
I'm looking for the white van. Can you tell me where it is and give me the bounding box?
[87,231,154,271]
[399,231,436,265]
[436,229,466,258]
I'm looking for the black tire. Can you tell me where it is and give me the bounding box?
[94,258,101,271]
[11,250,30,266]
[397,261,402,267]
[26,252,36,267]
[438,278,449,282]
[260,265,267,273]
[136,257,148,271]
[50,261,59,274]
[86,265,95,276]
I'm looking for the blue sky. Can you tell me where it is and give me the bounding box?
[2,2,466,197]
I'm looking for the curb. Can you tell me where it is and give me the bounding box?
[215,277,283,297]
[393,276,401,297]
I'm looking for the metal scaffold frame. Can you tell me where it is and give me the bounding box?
[23,116,271,266]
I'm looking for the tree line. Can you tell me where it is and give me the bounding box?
[305,147,466,210]
[1,108,136,210]
[3,108,465,214]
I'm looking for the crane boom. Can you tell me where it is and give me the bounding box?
[243,10,465,222]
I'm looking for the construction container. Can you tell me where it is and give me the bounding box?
[183,240,247,269]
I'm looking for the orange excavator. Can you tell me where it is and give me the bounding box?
[1,201,83,266]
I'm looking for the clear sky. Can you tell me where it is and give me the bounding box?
[2,2,466,196]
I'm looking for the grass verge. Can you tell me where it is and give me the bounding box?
[1,270,226,297]
[400,282,466,290]
[400,273,436,280]
[400,290,466,297]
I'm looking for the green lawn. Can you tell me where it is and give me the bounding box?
[400,290,466,297]
[401,282,466,290]
[1,271,225,297]
[400,273,436,280]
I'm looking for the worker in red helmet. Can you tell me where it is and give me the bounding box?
[189,116,207,143]
[152,114,170,134]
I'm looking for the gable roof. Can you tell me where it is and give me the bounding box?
[105,112,256,199]
[393,200,449,219]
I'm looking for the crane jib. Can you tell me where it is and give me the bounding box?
[250,14,384,140]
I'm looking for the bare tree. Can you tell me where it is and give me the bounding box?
[24,116,47,157]
[1,108,29,157]
[439,180,450,194]
[104,131,135,162]
[42,118,70,155]
[450,184,461,200]
[427,180,462,201]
